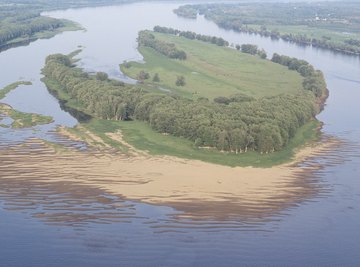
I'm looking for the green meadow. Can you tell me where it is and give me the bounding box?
[121,32,304,100]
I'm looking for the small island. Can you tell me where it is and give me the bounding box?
[0,82,54,128]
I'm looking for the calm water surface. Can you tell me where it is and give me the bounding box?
[0,2,360,266]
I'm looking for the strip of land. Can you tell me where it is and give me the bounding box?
[0,82,54,128]
[174,2,360,55]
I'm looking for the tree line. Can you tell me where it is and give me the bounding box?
[153,26,229,47]
[138,31,187,60]
[0,13,65,47]
[43,52,326,154]
[271,54,326,98]
[173,4,360,55]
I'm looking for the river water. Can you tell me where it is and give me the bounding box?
[0,2,360,266]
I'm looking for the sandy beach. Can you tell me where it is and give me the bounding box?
[0,131,342,219]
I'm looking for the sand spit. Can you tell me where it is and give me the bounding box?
[0,135,343,220]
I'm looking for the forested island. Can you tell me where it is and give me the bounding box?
[42,28,327,160]
[174,2,360,55]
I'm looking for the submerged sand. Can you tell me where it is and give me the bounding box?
[0,134,342,220]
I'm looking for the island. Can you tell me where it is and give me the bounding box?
[42,27,327,167]
[0,82,54,128]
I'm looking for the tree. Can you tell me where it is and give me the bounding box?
[214,96,230,105]
[241,44,258,55]
[138,70,150,81]
[152,73,160,82]
[258,49,267,59]
[96,72,108,81]
[176,76,186,86]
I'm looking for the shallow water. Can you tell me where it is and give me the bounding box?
[0,2,360,266]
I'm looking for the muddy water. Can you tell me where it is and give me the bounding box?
[1,2,360,266]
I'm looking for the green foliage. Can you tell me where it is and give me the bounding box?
[173,5,198,19]
[0,3,81,52]
[43,48,324,154]
[271,53,327,98]
[175,3,360,55]
[152,73,160,82]
[154,26,229,47]
[138,31,187,60]
[0,81,53,128]
[0,15,65,47]
[83,119,321,167]
[0,81,32,100]
[121,31,304,100]
[241,44,258,55]
[137,70,150,81]
[96,72,108,81]
[175,76,185,86]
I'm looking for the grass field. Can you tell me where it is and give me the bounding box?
[78,118,320,168]
[121,32,304,100]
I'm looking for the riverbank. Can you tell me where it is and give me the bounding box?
[174,3,360,56]
[0,19,81,53]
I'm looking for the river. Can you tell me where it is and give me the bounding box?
[0,2,360,266]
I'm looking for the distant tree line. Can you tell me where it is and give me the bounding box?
[138,31,187,60]
[0,15,65,47]
[173,5,198,19]
[214,22,360,55]
[43,52,326,154]
[153,26,229,47]
[173,4,360,55]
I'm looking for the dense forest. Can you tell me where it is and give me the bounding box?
[43,31,327,153]
[174,2,360,55]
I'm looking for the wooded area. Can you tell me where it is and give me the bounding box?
[43,38,326,153]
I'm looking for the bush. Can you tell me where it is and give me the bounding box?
[96,72,108,81]
[176,76,186,86]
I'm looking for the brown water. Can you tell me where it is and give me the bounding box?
[1,2,360,266]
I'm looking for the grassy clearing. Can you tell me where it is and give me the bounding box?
[77,118,320,168]
[121,32,304,100]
